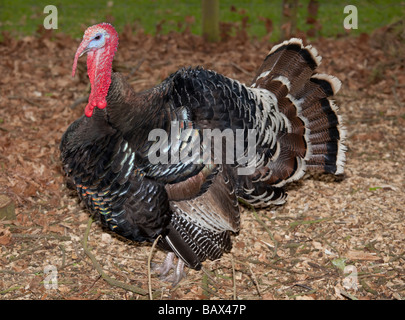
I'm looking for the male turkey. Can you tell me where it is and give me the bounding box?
[60,23,346,284]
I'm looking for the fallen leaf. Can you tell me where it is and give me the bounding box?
[0,227,11,245]
[49,225,65,234]
[346,250,381,261]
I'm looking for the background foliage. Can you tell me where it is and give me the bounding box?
[1,0,404,41]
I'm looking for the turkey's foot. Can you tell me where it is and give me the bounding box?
[161,259,186,286]
[152,252,186,286]
[151,252,175,277]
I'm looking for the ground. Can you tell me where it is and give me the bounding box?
[0,24,404,300]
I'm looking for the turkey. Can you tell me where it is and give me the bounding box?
[60,23,346,285]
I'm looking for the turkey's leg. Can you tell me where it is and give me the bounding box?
[152,252,175,277]
[169,259,186,286]
[152,252,187,285]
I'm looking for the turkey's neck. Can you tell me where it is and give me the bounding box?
[103,73,165,141]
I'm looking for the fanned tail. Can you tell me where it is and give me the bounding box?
[241,38,346,208]
[252,38,346,176]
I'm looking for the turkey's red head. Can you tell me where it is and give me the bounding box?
[72,23,118,117]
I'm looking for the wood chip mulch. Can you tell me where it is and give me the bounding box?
[0,25,404,300]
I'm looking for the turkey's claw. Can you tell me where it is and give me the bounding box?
[152,252,176,277]
[152,252,187,286]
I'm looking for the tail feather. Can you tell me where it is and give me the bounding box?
[251,38,321,93]
[256,38,345,175]
[240,38,346,207]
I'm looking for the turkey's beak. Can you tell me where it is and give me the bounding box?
[72,39,91,77]
[79,47,91,58]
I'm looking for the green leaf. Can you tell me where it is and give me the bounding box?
[332,258,347,271]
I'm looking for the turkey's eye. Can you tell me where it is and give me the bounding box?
[94,35,101,40]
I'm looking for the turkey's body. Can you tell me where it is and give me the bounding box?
[61,37,346,281]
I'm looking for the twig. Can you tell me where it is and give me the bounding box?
[289,283,318,298]
[245,258,307,275]
[11,233,71,241]
[359,278,378,295]
[201,272,210,298]
[129,58,145,78]
[240,199,279,257]
[0,269,38,276]
[231,256,237,300]
[59,244,66,269]
[228,62,253,77]
[346,116,398,124]
[82,216,148,296]
[293,283,314,291]
[0,286,22,295]
[201,272,222,298]
[289,217,332,228]
[201,266,217,283]
[148,234,162,300]
[248,263,262,297]
[391,75,404,108]
[69,95,89,110]
[8,245,43,262]
[288,289,317,299]
[8,95,45,108]
[340,289,358,300]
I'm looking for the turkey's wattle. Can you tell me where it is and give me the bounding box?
[61,23,346,285]
[72,23,119,117]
